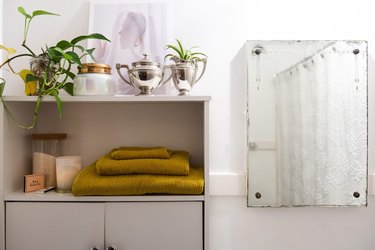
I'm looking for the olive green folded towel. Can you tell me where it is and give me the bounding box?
[72,162,204,196]
[96,150,189,176]
[111,146,171,160]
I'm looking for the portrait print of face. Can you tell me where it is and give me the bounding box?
[89,1,169,95]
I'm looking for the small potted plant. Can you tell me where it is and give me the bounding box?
[0,7,110,129]
[164,39,207,96]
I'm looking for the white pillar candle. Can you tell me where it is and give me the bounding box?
[56,156,82,193]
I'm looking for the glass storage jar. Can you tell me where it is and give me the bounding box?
[73,63,116,96]
[32,134,67,187]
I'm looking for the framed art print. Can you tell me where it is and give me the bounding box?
[89,0,169,95]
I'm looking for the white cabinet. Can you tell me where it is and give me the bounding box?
[0,96,210,250]
[6,202,202,250]
[6,202,105,250]
[106,202,203,250]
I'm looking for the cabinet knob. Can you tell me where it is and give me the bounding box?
[106,246,117,250]
[90,246,100,250]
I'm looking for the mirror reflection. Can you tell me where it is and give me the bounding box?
[247,40,367,207]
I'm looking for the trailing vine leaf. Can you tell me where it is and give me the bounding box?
[63,82,74,96]
[74,45,85,52]
[53,47,65,55]
[47,47,63,62]
[84,48,96,61]
[24,82,37,96]
[51,90,63,118]
[61,69,75,80]
[32,10,59,17]
[0,44,16,63]
[66,51,81,65]
[71,33,110,45]
[18,69,37,96]
[86,48,95,54]
[17,7,31,18]
[0,44,16,54]
[0,78,5,96]
[56,40,72,50]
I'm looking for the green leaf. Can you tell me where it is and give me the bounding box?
[188,46,199,50]
[47,47,63,62]
[74,45,85,52]
[82,48,97,61]
[32,10,59,17]
[47,47,61,56]
[66,51,81,65]
[25,74,36,82]
[164,54,173,60]
[53,47,65,54]
[56,40,72,50]
[190,52,208,58]
[166,44,183,58]
[62,53,73,61]
[176,39,184,53]
[62,69,75,80]
[63,82,74,96]
[71,33,110,45]
[18,7,31,18]
[88,53,96,62]
[0,78,5,96]
[51,90,63,118]
[85,48,95,55]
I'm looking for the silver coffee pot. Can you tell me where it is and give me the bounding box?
[116,54,169,96]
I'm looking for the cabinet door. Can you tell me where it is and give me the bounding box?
[106,202,203,250]
[6,202,105,250]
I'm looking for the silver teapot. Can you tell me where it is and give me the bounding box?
[116,54,168,96]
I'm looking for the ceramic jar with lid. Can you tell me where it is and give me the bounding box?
[73,63,116,96]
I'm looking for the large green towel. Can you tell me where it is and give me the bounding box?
[110,146,171,159]
[72,162,204,196]
[96,150,189,176]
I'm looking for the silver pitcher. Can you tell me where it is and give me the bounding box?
[116,54,168,96]
[169,58,207,96]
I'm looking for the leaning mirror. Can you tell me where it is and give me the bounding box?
[247,40,367,207]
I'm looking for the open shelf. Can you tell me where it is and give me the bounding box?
[2,95,211,103]
[1,97,209,199]
[5,191,205,202]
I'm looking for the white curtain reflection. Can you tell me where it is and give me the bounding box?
[274,42,367,206]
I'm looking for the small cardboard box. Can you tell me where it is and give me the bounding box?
[24,174,45,192]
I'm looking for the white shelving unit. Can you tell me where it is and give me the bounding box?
[0,95,210,250]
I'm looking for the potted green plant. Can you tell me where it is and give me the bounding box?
[164,39,207,96]
[0,7,110,129]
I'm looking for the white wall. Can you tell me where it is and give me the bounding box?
[2,0,375,249]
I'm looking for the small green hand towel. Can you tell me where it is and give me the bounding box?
[97,150,189,176]
[111,146,171,160]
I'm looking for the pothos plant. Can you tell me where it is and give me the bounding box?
[164,39,207,64]
[0,7,110,129]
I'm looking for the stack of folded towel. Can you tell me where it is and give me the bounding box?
[72,147,204,196]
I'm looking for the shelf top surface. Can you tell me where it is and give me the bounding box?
[4,191,206,202]
[2,95,211,103]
